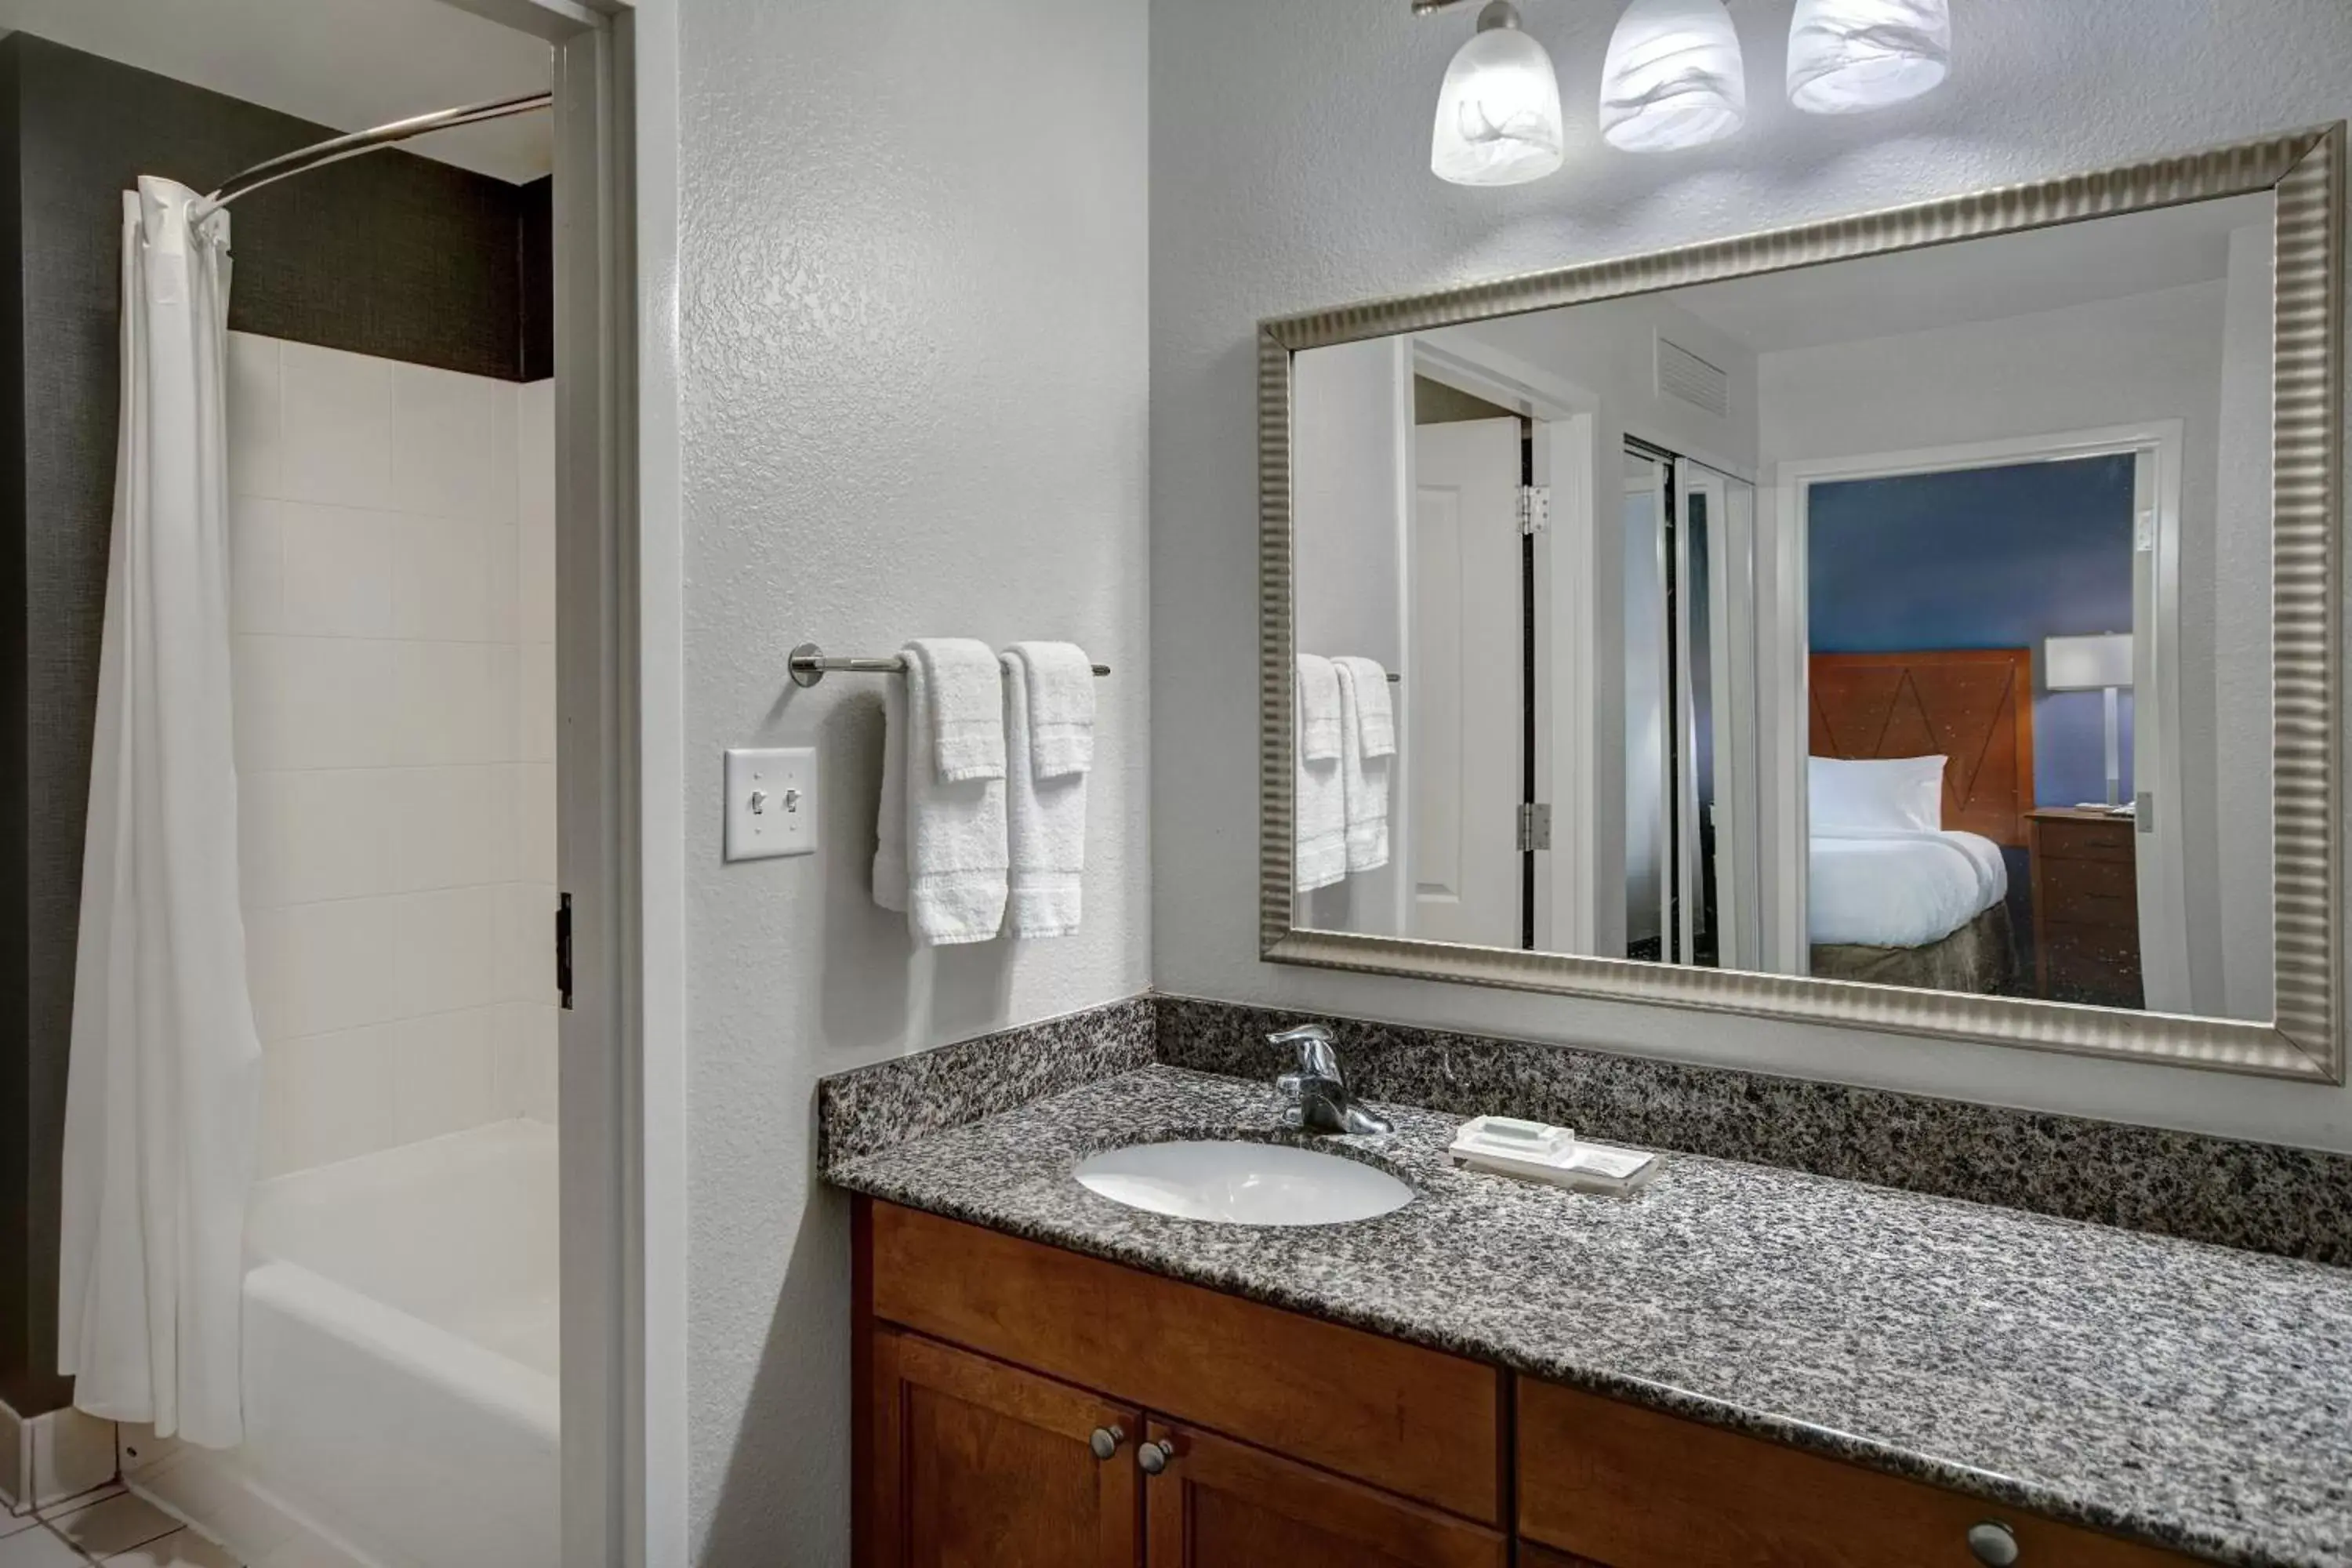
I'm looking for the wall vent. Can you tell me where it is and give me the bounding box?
[1657,336,1730,419]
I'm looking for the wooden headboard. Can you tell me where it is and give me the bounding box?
[1809,648,2036,848]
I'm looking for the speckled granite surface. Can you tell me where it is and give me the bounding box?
[1157,995,2352,1265]
[828,1065,2352,1567]
[815,994,1154,1167]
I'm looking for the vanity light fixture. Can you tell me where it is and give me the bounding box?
[1598,0,1747,152]
[1786,0,1951,114]
[1425,0,1566,187]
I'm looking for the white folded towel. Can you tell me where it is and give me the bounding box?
[1334,659,1391,874]
[872,638,1008,944]
[1000,644,1092,938]
[1333,656,1395,758]
[1296,652,1342,763]
[1294,655,1347,891]
[915,637,1008,782]
[1007,641,1096,779]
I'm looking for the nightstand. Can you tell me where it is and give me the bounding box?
[2024,807,2143,1008]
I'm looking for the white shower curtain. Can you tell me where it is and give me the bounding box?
[56,177,260,1448]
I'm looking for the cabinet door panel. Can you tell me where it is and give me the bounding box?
[1143,1419,1505,1568]
[868,1327,1140,1568]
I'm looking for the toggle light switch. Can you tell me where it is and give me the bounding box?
[724,747,816,862]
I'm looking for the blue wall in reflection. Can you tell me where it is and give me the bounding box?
[1808,453,2136,810]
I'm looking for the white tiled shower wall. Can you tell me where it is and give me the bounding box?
[225,332,558,1177]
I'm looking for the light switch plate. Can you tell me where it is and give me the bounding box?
[724,747,816,862]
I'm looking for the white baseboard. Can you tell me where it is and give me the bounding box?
[0,1399,118,1515]
[122,1425,372,1568]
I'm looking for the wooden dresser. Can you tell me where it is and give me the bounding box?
[2025,806,2142,1007]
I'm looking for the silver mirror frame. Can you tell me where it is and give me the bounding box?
[1258,124,2347,1083]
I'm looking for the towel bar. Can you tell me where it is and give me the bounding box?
[789,642,1112,688]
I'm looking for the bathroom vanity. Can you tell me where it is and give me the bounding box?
[858,1200,2194,1566]
[832,1063,2352,1568]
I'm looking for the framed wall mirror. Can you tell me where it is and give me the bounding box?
[1258,125,2347,1082]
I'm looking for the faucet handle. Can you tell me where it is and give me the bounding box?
[1268,1022,1341,1085]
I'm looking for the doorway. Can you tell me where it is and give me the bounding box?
[1768,424,2190,1011]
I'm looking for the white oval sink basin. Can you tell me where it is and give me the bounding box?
[1073,1140,1413,1226]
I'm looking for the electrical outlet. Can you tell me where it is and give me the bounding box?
[724,747,816,862]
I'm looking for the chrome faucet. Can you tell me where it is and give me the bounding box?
[1269,1024,1392,1136]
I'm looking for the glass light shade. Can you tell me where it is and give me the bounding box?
[1599,0,1746,154]
[1430,13,1566,187]
[1786,0,1951,114]
[2045,633,2134,691]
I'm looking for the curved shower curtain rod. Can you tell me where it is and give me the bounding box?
[188,90,554,225]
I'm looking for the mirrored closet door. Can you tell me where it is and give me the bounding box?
[1621,445,1757,972]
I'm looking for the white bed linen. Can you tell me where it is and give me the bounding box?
[1809,828,2009,949]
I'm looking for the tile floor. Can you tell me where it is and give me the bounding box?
[0,1487,241,1567]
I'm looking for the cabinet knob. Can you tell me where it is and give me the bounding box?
[1137,1439,1177,1475]
[1967,1521,2020,1566]
[1087,1426,1125,1462]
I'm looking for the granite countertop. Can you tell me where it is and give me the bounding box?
[826,1065,2352,1568]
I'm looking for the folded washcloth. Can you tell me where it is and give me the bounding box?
[873,638,1007,943]
[1334,659,1391,874]
[1000,645,1090,938]
[1333,656,1394,758]
[1296,652,1342,763]
[1294,654,1347,891]
[912,637,1008,782]
[1005,641,1095,779]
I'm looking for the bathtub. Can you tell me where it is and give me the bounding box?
[126,1120,558,1568]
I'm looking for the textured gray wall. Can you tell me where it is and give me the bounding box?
[1149,0,2352,1154]
[676,0,1151,1556]
[0,33,546,1417]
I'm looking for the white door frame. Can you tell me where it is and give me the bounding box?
[1410,339,1595,953]
[1763,423,2190,1006]
[432,2,687,1564]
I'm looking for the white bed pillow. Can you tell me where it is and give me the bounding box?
[1809,754,1947,833]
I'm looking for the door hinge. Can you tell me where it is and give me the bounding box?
[1517,802,1552,852]
[556,892,574,1011]
[1519,485,1551,536]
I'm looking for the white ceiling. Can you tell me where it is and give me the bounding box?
[0,0,553,183]
[1668,192,2272,354]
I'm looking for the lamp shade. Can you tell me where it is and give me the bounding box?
[1786,0,1951,115]
[1430,3,1566,187]
[1599,0,1746,154]
[2045,633,2133,691]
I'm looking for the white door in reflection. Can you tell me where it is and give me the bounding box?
[1411,416,1526,948]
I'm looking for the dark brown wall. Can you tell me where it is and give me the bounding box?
[0,32,550,1417]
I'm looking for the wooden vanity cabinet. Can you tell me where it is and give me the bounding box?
[860,1199,1506,1526]
[856,1198,1508,1568]
[856,1200,2202,1568]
